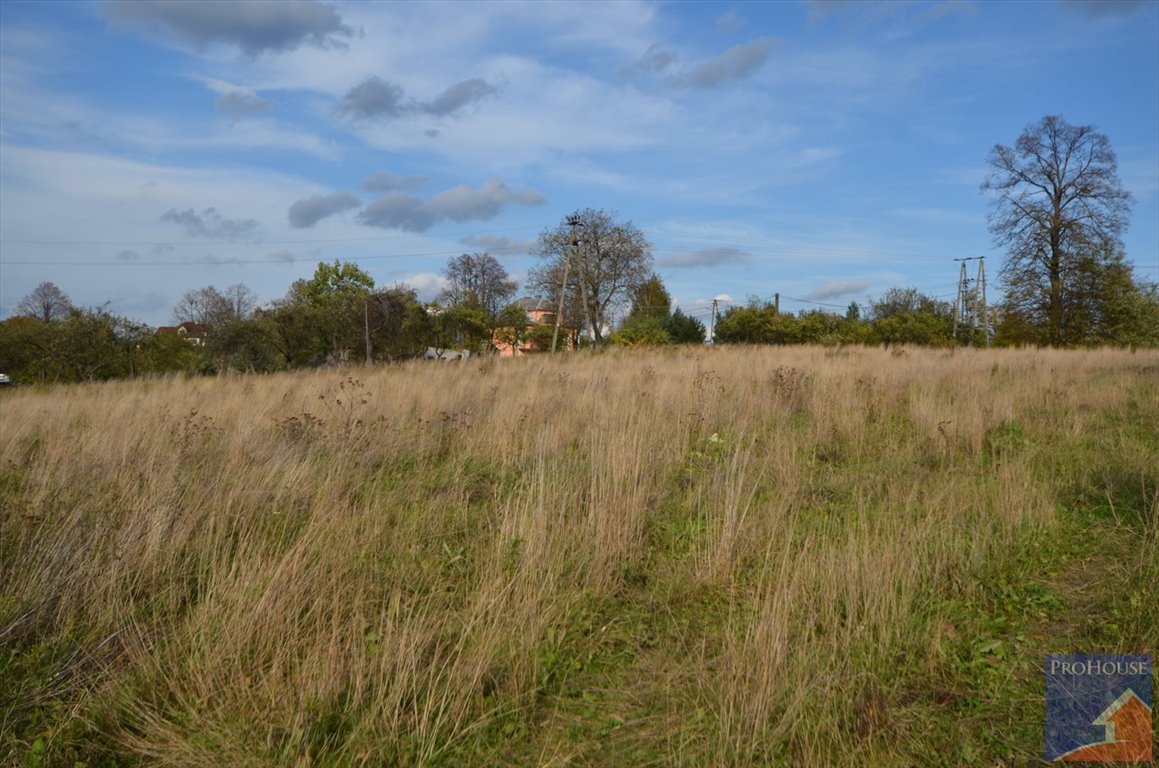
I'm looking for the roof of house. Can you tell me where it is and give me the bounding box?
[509,296,555,312]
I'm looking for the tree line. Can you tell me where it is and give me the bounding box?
[2,115,1156,384]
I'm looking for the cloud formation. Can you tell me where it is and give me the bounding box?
[423,78,500,117]
[288,192,361,228]
[678,37,776,88]
[659,246,749,268]
[105,0,353,55]
[362,171,428,192]
[431,178,546,221]
[399,273,446,302]
[215,87,275,119]
[359,178,545,232]
[338,76,499,121]
[160,207,260,239]
[337,76,406,120]
[458,234,537,256]
[806,279,869,300]
[623,43,678,76]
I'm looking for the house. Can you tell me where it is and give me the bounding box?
[156,322,208,346]
[492,296,579,357]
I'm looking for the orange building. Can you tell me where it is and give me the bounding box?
[492,297,579,357]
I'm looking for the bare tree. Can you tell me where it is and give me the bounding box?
[439,253,517,319]
[174,284,257,327]
[219,283,259,321]
[529,209,653,344]
[982,115,1133,346]
[15,282,73,322]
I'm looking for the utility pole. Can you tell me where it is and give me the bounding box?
[710,298,718,343]
[977,258,988,347]
[364,296,372,366]
[953,257,982,345]
[773,293,780,315]
[551,215,582,354]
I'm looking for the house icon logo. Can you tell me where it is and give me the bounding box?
[1045,654,1152,762]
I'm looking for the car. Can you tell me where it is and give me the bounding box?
[0,373,11,386]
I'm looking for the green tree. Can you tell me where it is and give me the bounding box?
[666,309,706,344]
[714,304,774,344]
[277,261,375,364]
[429,303,490,357]
[366,286,431,361]
[982,115,1135,346]
[610,317,670,347]
[627,274,672,323]
[0,316,56,383]
[867,288,953,346]
[493,303,532,356]
[713,300,800,344]
[796,310,846,346]
[52,307,131,382]
[134,330,201,375]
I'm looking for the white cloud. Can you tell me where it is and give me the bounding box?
[398,272,446,302]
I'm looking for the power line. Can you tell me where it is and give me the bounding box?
[0,224,544,248]
[778,295,851,309]
[0,248,470,267]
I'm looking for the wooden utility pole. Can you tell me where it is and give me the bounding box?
[551,216,583,354]
[364,296,372,366]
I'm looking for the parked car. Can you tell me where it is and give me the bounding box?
[0,373,11,386]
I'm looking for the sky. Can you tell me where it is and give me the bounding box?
[1,0,1157,328]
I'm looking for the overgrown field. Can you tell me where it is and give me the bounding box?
[1,346,1156,767]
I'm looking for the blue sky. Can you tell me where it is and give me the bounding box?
[1,0,1157,327]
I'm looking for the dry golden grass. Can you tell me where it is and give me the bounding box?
[1,345,1156,766]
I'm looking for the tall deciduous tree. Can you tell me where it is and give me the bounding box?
[275,261,376,365]
[14,282,73,322]
[440,253,517,319]
[982,116,1134,346]
[530,208,653,344]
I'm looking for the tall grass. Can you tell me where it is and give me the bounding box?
[1,345,1156,766]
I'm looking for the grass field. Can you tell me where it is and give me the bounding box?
[1,345,1156,767]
